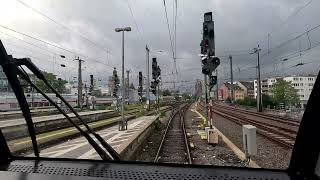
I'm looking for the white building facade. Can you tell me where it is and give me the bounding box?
[253,78,278,99]
[253,75,316,107]
[283,76,315,106]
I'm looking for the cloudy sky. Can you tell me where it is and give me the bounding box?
[0,0,319,91]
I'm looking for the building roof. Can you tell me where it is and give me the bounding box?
[224,82,242,90]
[239,81,254,90]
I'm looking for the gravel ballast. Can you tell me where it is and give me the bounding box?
[204,107,292,169]
[185,107,244,167]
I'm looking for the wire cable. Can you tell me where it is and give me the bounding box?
[0,24,114,69]
[163,0,175,59]
[15,0,110,56]
[0,30,57,55]
[126,0,145,44]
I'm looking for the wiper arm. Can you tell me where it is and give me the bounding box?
[0,41,39,157]
[17,67,113,161]
[15,58,119,161]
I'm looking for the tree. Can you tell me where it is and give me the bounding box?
[20,71,67,94]
[262,94,276,108]
[92,89,102,97]
[272,79,299,107]
[162,89,171,96]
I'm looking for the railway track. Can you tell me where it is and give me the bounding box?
[197,102,297,149]
[154,104,192,164]
[214,103,300,126]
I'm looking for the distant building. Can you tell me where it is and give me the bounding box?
[237,81,254,98]
[253,75,316,107]
[218,82,244,101]
[283,75,316,107]
[253,77,280,98]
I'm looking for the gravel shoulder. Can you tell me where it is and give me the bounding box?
[199,105,292,169]
[186,104,244,167]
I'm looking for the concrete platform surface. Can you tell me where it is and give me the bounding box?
[0,108,56,115]
[37,115,158,160]
[0,110,113,128]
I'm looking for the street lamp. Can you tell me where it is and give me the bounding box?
[115,26,131,131]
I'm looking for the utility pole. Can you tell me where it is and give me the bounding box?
[75,57,84,109]
[126,70,130,104]
[252,45,262,112]
[146,45,150,110]
[204,74,208,117]
[216,69,219,100]
[229,55,234,104]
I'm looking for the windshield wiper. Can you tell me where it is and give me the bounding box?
[0,40,119,161]
[0,43,39,157]
[16,58,120,160]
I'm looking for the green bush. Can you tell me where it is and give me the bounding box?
[160,111,166,117]
[236,97,256,107]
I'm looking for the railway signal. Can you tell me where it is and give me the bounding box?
[151,81,157,95]
[208,75,217,91]
[200,12,220,76]
[203,12,215,56]
[152,58,158,80]
[112,67,119,97]
[89,75,94,94]
[138,71,143,98]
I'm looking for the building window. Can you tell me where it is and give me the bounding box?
[300,78,303,81]
[300,83,303,86]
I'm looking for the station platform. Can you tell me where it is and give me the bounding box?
[1,109,117,141]
[38,115,159,160]
[0,110,113,128]
[0,108,57,120]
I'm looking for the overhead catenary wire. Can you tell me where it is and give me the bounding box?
[163,0,175,59]
[15,0,110,56]
[0,30,57,56]
[261,23,320,58]
[257,0,314,47]
[0,24,114,69]
[126,0,146,44]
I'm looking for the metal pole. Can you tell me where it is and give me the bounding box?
[76,57,83,109]
[216,69,219,100]
[229,55,234,104]
[31,75,35,107]
[204,74,208,118]
[120,31,126,130]
[126,70,130,104]
[146,45,150,110]
[257,45,262,112]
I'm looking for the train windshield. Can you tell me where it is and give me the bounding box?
[0,0,319,170]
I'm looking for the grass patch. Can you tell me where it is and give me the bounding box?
[160,111,166,118]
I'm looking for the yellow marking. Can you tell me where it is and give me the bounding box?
[190,142,195,149]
